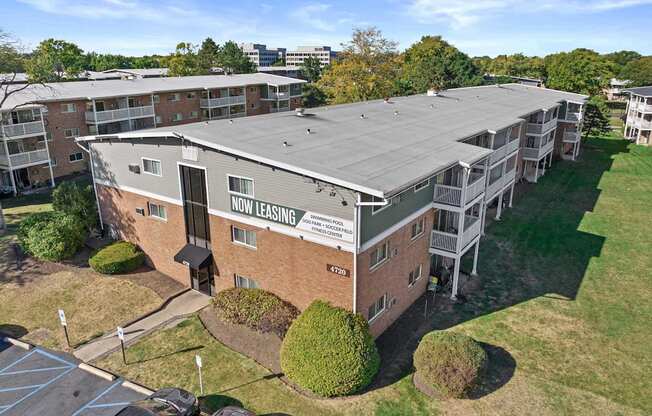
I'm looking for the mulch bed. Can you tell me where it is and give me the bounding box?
[199,306,282,374]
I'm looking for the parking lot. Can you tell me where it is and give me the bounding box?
[0,340,148,416]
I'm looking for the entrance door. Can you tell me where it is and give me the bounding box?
[190,266,213,296]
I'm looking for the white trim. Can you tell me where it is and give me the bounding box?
[231,225,257,250]
[147,201,168,221]
[371,196,391,215]
[367,293,387,323]
[360,204,432,252]
[368,241,390,271]
[226,174,255,198]
[408,264,422,288]
[68,152,84,163]
[141,157,162,177]
[410,217,425,241]
[96,180,183,205]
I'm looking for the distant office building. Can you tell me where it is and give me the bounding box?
[240,43,286,67]
[286,46,337,67]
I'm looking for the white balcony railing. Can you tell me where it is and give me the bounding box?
[527,118,557,135]
[632,118,652,130]
[522,139,554,160]
[199,95,246,108]
[506,139,520,155]
[1,121,45,138]
[0,148,50,167]
[634,102,652,113]
[489,144,507,166]
[563,130,580,142]
[503,167,516,184]
[85,105,155,123]
[267,91,290,100]
[486,176,505,199]
[433,174,485,207]
[430,216,481,253]
[562,112,582,123]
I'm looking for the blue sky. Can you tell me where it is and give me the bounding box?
[4,0,652,57]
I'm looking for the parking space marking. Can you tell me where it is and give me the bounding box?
[71,379,124,416]
[0,351,37,374]
[0,366,71,377]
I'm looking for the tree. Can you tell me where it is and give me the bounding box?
[1,31,41,111]
[132,55,163,69]
[401,35,482,93]
[317,27,400,104]
[167,42,199,77]
[302,83,327,108]
[544,49,613,95]
[197,37,220,74]
[218,41,255,74]
[604,50,641,73]
[271,57,286,67]
[482,53,546,80]
[300,56,323,83]
[582,96,611,137]
[52,181,97,231]
[86,52,132,71]
[619,56,652,87]
[27,38,86,82]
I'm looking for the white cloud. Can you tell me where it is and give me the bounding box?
[407,0,652,28]
[291,3,336,31]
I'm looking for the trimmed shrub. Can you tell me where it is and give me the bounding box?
[413,331,487,399]
[52,180,97,231]
[22,212,87,261]
[212,288,299,337]
[89,241,145,274]
[280,300,380,397]
[17,211,57,253]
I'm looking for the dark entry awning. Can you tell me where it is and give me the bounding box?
[174,244,213,269]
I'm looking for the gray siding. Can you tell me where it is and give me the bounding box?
[91,137,354,220]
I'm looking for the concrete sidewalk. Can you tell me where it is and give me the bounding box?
[74,290,211,362]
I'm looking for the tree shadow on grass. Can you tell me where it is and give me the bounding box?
[0,324,28,339]
[218,373,283,394]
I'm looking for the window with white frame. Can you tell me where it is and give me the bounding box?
[235,274,259,289]
[64,128,80,138]
[370,242,389,269]
[187,92,197,99]
[142,158,162,176]
[61,103,76,113]
[368,294,386,321]
[228,175,254,197]
[414,178,430,192]
[371,196,390,214]
[410,218,424,240]
[190,111,199,119]
[232,226,256,248]
[152,95,160,104]
[155,115,162,124]
[68,152,83,162]
[148,202,167,220]
[168,93,181,102]
[171,113,183,122]
[408,264,422,287]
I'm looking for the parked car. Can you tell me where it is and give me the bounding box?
[212,406,256,416]
[116,388,199,416]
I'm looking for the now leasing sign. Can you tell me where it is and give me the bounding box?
[230,195,353,243]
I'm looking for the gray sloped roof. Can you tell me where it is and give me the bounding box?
[81,83,586,197]
[623,86,652,97]
[1,73,306,110]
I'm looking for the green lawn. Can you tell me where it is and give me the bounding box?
[98,135,650,415]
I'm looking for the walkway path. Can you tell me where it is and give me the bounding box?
[74,290,211,362]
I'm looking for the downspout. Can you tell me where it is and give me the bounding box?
[76,139,103,231]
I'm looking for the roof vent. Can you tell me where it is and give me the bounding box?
[394,110,399,116]
[360,114,365,119]
[295,108,305,116]
[427,89,439,97]
[306,128,311,135]
[283,140,289,147]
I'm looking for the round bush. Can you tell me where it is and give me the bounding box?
[213,288,299,338]
[280,300,380,397]
[413,331,487,399]
[23,213,87,261]
[17,211,57,253]
[89,241,145,274]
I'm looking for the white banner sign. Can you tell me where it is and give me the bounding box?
[297,212,354,243]
[195,354,202,368]
[117,326,125,341]
[58,309,67,327]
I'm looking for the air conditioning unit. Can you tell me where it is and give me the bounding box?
[392,248,399,257]
[128,164,141,174]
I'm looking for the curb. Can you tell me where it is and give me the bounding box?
[79,363,116,381]
[2,336,32,350]
[122,380,154,396]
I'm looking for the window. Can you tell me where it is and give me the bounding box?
[408,264,422,287]
[152,95,160,104]
[61,103,76,113]
[235,275,258,289]
[371,196,390,214]
[155,115,162,124]
[232,226,257,248]
[147,202,167,220]
[64,128,80,138]
[411,218,424,240]
[187,92,197,99]
[190,111,199,119]
[168,93,181,102]
[171,113,183,122]
[228,175,254,197]
[370,242,389,269]
[69,152,83,162]
[142,158,162,176]
[368,294,386,322]
[414,178,430,192]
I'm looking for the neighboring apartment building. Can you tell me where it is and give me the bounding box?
[240,44,286,67]
[258,66,304,80]
[623,86,652,146]
[76,84,586,337]
[604,78,631,101]
[286,46,337,67]
[0,73,305,195]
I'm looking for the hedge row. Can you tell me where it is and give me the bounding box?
[89,241,145,274]
[213,288,299,338]
[17,211,87,261]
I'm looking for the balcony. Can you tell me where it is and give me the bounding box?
[85,105,155,124]
[563,129,581,143]
[632,118,652,130]
[199,95,246,108]
[527,118,557,135]
[633,102,652,113]
[489,143,507,166]
[433,173,485,208]
[0,148,50,168]
[561,112,582,123]
[1,121,45,139]
[266,91,290,100]
[506,138,520,155]
[522,139,554,160]
[430,216,481,253]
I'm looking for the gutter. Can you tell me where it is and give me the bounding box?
[75,139,103,231]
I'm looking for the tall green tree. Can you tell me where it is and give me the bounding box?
[544,48,613,95]
[197,37,220,74]
[302,84,327,108]
[86,52,132,71]
[218,41,255,74]
[483,53,546,80]
[619,56,652,87]
[604,50,641,73]
[401,35,482,93]
[301,56,323,83]
[167,42,199,77]
[132,55,163,69]
[1,31,39,110]
[27,38,86,81]
[582,96,611,137]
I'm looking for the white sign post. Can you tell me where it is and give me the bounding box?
[195,354,203,395]
[117,327,126,364]
[58,309,70,347]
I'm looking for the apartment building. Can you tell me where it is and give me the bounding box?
[240,43,286,67]
[604,78,631,101]
[623,86,652,146]
[0,73,305,195]
[76,84,586,337]
[286,46,337,67]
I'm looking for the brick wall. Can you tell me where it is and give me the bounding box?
[154,91,202,127]
[44,100,89,179]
